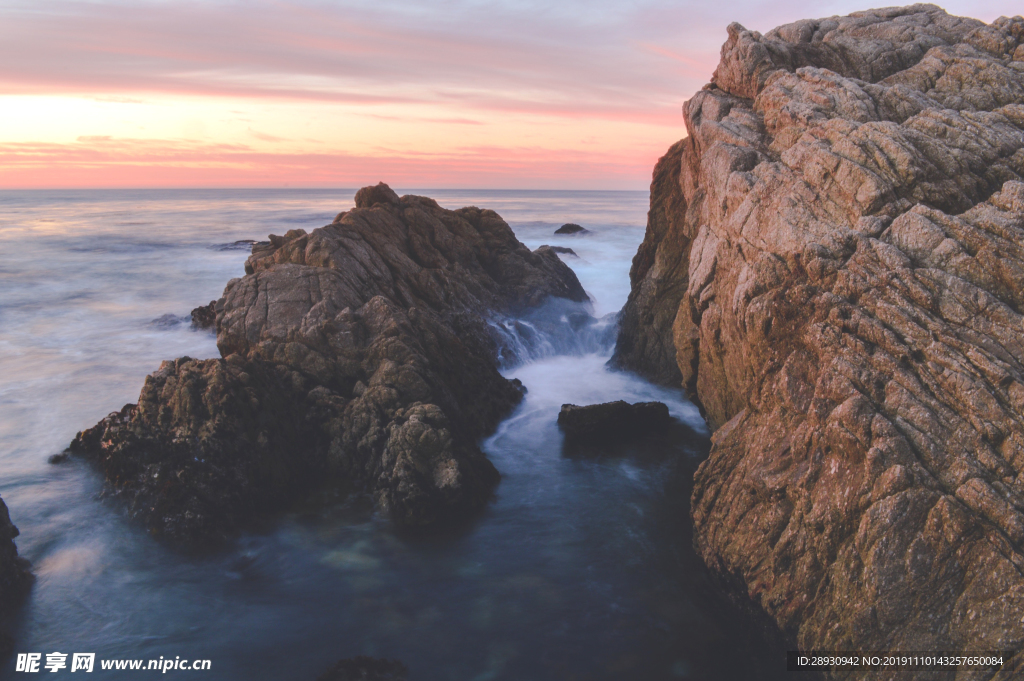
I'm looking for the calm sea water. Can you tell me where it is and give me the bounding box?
[0,189,783,680]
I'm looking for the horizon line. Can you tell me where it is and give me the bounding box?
[0,186,652,193]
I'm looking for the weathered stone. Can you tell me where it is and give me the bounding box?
[71,185,587,546]
[190,300,216,330]
[616,5,1024,676]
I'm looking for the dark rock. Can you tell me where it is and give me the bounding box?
[70,184,587,545]
[47,451,70,464]
[189,301,216,330]
[0,496,33,647]
[608,138,689,387]
[615,5,1024,676]
[557,401,672,441]
[554,223,589,235]
[316,656,407,681]
[150,313,187,328]
[538,245,577,257]
[214,240,266,252]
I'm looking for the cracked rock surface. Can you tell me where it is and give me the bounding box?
[70,183,587,546]
[614,5,1024,676]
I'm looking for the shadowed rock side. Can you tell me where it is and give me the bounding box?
[615,5,1024,678]
[71,183,588,545]
[0,497,32,655]
[557,401,673,442]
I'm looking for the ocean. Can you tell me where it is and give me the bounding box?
[0,189,782,680]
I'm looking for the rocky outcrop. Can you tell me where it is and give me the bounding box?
[71,183,587,546]
[555,223,589,235]
[557,401,672,442]
[190,301,216,330]
[616,5,1024,676]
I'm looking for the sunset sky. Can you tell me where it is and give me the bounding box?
[1,0,1019,189]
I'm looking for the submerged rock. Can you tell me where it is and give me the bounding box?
[316,656,407,681]
[536,245,578,257]
[557,401,672,442]
[69,183,587,545]
[615,5,1024,675]
[213,239,267,252]
[554,223,589,235]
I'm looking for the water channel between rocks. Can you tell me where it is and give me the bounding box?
[0,189,785,680]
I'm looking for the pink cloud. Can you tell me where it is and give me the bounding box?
[0,136,674,190]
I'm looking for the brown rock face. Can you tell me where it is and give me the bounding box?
[616,5,1024,675]
[71,185,587,545]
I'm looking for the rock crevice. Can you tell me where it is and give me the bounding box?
[71,184,587,545]
[616,5,1024,675]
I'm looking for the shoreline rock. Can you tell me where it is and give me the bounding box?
[615,5,1024,676]
[540,245,578,257]
[190,301,216,330]
[69,183,587,546]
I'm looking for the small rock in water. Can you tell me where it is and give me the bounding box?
[316,656,407,681]
[547,245,578,256]
[150,313,188,328]
[557,401,672,442]
[214,239,266,251]
[554,223,589,235]
[190,300,217,330]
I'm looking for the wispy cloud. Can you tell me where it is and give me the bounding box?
[0,0,1015,188]
[0,135,660,189]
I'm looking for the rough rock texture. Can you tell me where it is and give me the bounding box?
[557,401,672,441]
[71,183,587,545]
[555,223,589,235]
[190,300,216,330]
[616,5,1024,676]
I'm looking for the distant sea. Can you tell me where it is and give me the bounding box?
[0,189,783,680]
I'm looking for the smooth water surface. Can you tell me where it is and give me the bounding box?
[0,189,783,680]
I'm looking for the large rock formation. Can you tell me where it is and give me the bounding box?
[71,183,587,545]
[616,5,1024,676]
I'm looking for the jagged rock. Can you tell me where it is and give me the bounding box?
[616,5,1024,677]
[70,184,587,545]
[190,300,216,330]
[555,223,589,235]
[316,656,407,681]
[557,401,672,442]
